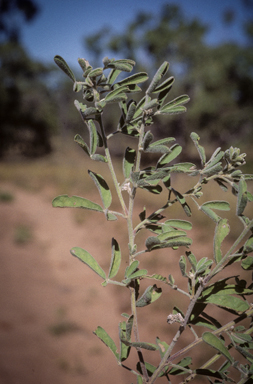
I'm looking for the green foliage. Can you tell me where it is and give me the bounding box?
[53,55,253,384]
[0,0,56,158]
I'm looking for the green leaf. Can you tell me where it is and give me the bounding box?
[127,269,148,280]
[152,76,174,93]
[190,132,206,165]
[108,238,121,279]
[74,134,90,156]
[202,332,234,363]
[54,55,76,82]
[142,98,159,110]
[118,322,131,362]
[87,119,100,155]
[204,294,249,313]
[88,67,103,78]
[121,338,158,351]
[214,219,230,264]
[142,130,154,150]
[82,107,99,118]
[156,337,169,358]
[125,100,137,123]
[237,178,248,216]
[107,59,135,72]
[107,68,121,84]
[125,260,139,278]
[93,326,119,360]
[158,230,187,242]
[104,85,129,102]
[157,144,182,166]
[187,252,197,271]
[241,256,253,270]
[88,171,112,209]
[52,194,103,212]
[90,154,107,163]
[146,61,169,94]
[158,95,190,114]
[136,285,162,307]
[164,219,192,231]
[133,95,150,118]
[179,255,187,277]
[146,236,192,251]
[200,201,230,223]
[117,72,149,87]
[70,247,106,279]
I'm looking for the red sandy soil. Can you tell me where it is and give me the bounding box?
[0,182,250,384]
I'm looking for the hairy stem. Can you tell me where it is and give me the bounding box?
[97,115,128,216]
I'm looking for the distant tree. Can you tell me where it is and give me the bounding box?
[83,4,253,150]
[0,0,39,42]
[0,0,57,158]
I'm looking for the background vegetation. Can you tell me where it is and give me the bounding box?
[0,0,253,160]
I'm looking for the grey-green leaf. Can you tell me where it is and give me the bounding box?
[157,144,182,166]
[74,134,90,156]
[204,294,249,313]
[123,147,136,179]
[88,119,100,155]
[214,219,230,264]
[108,238,121,279]
[237,178,248,216]
[136,285,162,307]
[190,132,206,165]
[241,255,253,270]
[164,219,192,231]
[52,195,103,212]
[88,171,112,209]
[71,247,106,279]
[117,72,149,87]
[94,326,119,360]
[54,55,76,82]
[146,61,169,94]
[202,332,234,363]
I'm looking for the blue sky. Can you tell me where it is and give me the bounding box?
[21,0,249,69]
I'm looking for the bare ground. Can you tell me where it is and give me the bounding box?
[0,180,251,384]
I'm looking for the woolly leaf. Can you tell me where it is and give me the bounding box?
[146,61,169,94]
[94,326,119,360]
[157,144,182,166]
[190,132,206,165]
[88,171,112,209]
[237,178,248,216]
[71,247,106,279]
[117,72,149,87]
[202,332,234,363]
[214,219,230,264]
[52,195,103,212]
[241,256,253,270]
[136,285,162,307]
[54,55,76,82]
[204,294,249,313]
[108,238,121,279]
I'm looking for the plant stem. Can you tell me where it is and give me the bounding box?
[97,116,128,216]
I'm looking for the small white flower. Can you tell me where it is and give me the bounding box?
[121,182,131,194]
[167,313,184,325]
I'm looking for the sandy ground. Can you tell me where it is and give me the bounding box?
[0,183,139,384]
[0,180,251,384]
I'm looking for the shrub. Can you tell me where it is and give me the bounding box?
[53,55,253,384]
